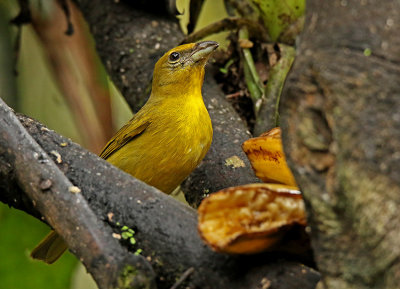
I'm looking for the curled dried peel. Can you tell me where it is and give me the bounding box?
[198,183,306,254]
[242,127,297,186]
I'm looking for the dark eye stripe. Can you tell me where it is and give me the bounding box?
[169,52,180,62]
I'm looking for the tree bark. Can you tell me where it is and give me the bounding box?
[0,100,156,289]
[281,0,400,288]
[0,110,320,289]
[77,0,182,112]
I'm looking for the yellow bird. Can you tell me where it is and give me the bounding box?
[31,41,218,263]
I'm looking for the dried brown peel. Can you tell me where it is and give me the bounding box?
[198,183,306,254]
[242,127,297,186]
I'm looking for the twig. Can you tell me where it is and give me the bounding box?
[226,90,244,99]
[181,17,269,44]
[170,267,195,289]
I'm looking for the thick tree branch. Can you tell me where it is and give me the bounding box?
[0,108,319,288]
[0,99,156,289]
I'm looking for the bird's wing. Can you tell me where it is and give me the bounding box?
[99,116,151,160]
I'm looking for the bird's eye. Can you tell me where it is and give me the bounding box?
[169,52,180,62]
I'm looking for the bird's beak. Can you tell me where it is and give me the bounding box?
[191,41,219,63]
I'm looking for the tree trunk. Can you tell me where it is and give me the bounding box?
[281,0,400,288]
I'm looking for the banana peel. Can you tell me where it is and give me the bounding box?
[242,127,297,186]
[197,183,306,254]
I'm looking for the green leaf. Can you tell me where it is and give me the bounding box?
[363,48,372,57]
[239,28,264,115]
[251,0,305,42]
[121,231,133,239]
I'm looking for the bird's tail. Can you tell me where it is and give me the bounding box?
[31,230,68,264]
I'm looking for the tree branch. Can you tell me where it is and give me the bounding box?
[0,99,156,289]
[181,17,270,44]
[0,108,319,289]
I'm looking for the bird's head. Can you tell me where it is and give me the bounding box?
[151,41,219,97]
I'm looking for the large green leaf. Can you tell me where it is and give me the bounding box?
[252,0,305,42]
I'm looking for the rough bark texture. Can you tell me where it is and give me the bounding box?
[77,0,260,206]
[0,113,320,289]
[0,102,156,289]
[280,1,400,288]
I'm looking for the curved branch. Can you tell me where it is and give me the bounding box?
[181,17,270,44]
[0,98,156,289]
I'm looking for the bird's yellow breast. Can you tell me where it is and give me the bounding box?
[106,93,212,194]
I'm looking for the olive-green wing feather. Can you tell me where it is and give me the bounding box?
[99,117,151,160]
